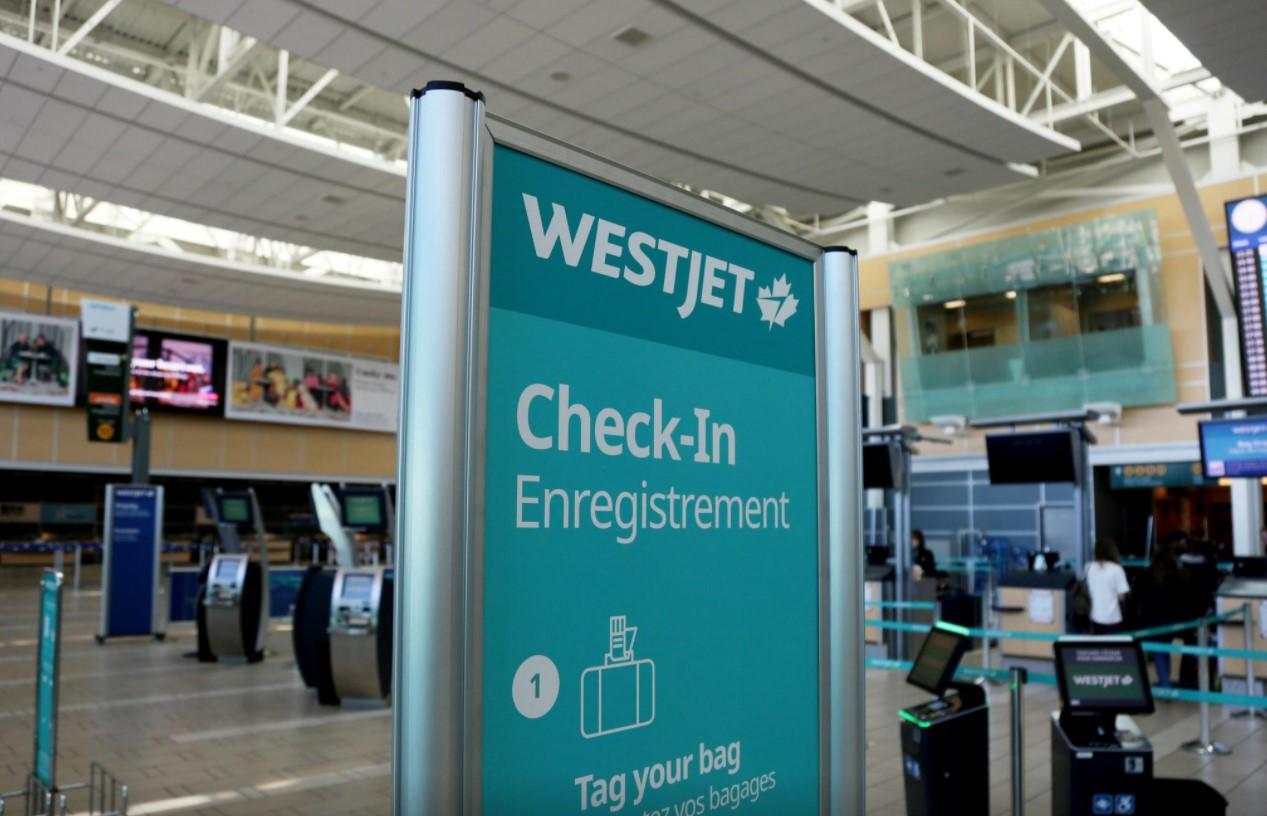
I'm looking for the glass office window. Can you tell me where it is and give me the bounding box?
[890,210,1175,422]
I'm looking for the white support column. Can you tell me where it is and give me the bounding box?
[866,201,894,255]
[911,0,923,58]
[274,50,289,125]
[1074,41,1092,100]
[1207,91,1241,182]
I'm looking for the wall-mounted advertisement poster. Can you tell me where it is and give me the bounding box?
[225,341,397,433]
[0,311,78,407]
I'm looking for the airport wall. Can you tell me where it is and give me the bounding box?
[0,278,399,480]
[859,170,1267,457]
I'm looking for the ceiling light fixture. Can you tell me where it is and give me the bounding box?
[612,25,653,47]
[1004,290,1017,299]
[944,299,966,309]
[1097,273,1127,284]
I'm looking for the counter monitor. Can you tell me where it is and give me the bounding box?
[985,429,1080,484]
[862,441,902,490]
[216,493,253,526]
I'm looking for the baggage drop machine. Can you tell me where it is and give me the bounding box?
[200,488,270,663]
[293,483,394,706]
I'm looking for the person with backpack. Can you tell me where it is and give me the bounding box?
[1083,537,1130,635]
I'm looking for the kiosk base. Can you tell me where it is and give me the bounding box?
[1050,712,1151,816]
[900,684,989,816]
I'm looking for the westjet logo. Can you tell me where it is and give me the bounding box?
[1071,673,1134,688]
[522,194,796,328]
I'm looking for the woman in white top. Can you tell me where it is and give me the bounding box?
[1085,538,1131,634]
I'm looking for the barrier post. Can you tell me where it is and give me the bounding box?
[981,586,992,676]
[1010,666,1027,816]
[1182,621,1231,755]
[1232,603,1266,720]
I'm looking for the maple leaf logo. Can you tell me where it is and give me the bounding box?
[756,274,798,329]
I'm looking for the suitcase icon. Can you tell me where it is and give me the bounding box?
[580,615,655,738]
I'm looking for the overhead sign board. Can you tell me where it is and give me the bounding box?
[392,83,864,815]
[1108,462,1212,490]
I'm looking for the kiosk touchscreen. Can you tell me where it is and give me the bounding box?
[1050,638,1154,816]
[899,624,988,816]
[209,555,245,594]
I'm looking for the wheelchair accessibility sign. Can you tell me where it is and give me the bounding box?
[581,615,655,739]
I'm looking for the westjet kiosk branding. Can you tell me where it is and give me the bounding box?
[482,146,821,814]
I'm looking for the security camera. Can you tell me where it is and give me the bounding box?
[1084,402,1122,426]
[929,414,967,436]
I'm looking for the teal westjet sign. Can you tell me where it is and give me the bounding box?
[481,146,821,814]
[35,569,63,788]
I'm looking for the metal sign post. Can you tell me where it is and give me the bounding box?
[394,82,863,815]
[35,569,64,791]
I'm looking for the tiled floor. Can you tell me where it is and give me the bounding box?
[2,567,1266,815]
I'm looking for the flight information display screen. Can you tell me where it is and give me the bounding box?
[1200,418,1267,478]
[1055,640,1152,713]
[341,574,374,604]
[1227,195,1267,396]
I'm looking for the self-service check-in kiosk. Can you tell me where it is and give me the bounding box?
[200,488,270,663]
[899,622,989,816]
[327,566,393,705]
[292,483,394,706]
[1049,637,1230,815]
[1050,638,1154,816]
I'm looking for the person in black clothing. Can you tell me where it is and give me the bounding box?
[911,529,938,581]
[1138,533,1185,688]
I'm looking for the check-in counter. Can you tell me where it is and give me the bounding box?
[997,571,1074,660]
[1216,577,1267,697]
[865,564,894,646]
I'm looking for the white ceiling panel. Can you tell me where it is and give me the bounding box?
[0,210,400,324]
[0,34,406,261]
[163,0,1080,211]
[1139,0,1267,104]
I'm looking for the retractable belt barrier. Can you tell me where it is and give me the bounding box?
[864,603,1267,711]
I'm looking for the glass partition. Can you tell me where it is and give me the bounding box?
[890,210,1175,422]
